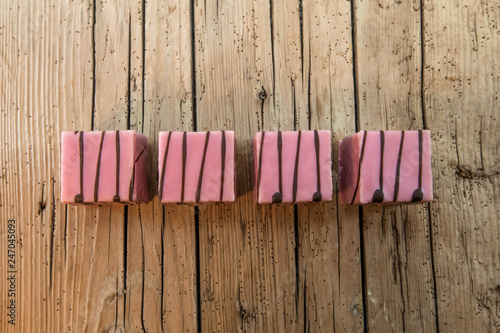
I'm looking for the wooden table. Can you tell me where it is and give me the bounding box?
[1,0,499,332]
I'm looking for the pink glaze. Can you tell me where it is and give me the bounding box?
[253,130,333,204]
[158,131,236,204]
[339,130,433,205]
[60,130,149,205]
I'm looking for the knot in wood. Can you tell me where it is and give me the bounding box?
[259,89,267,100]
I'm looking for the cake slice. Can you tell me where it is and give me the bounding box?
[60,130,150,205]
[339,130,433,205]
[158,131,236,204]
[253,130,333,204]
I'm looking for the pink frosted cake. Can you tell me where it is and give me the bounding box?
[158,131,236,204]
[60,130,149,205]
[339,130,433,205]
[253,130,333,204]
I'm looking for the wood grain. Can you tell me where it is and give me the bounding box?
[140,0,198,331]
[283,0,364,331]
[0,0,499,331]
[0,0,94,332]
[194,0,364,332]
[193,1,300,331]
[353,0,438,331]
[423,0,500,331]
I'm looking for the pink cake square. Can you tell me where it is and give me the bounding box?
[60,130,150,205]
[158,131,236,204]
[339,130,433,205]
[253,130,333,204]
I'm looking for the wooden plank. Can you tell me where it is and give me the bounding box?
[353,0,438,331]
[294,1,364,331]
[423,0,500,330]
[136,0,198,331]
[264,0,364,330]
[194,0,364,331]
[0,0,94,332]
[83,0,144,331]
[193,0,303,331]
[1,0,499,331]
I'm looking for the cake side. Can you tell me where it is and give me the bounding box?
[253,133,260,203]
[60,130,150,205]
[254,130,333,204]
[60,131,82,204]
[158,131,235,204]
[340,130,433,205]
[339,132,363,204]
[131,132,149,203]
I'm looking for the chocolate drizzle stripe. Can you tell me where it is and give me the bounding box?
[196,132,211,203]
[418,130,423,189]
[93,131,106,202]
[277,131,283,194]
[272,131,283,204]
[256,131,265,202]
[393,131,405,201]
[180,131,187,203]
[371,131,385,203]
[379,131,385,190]
[292,131,302,203]
[411,130,425,202]
[129,163,135,202]
[350,130,367,205]
[158,131,172,202]
[313,130,322,201]
[129,147,147,202]
[79,131,84,195]
[113,130,121,202]
[220,131,226,202]
[75,131,84,203]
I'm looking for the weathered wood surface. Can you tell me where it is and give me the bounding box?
[0,0,498,332]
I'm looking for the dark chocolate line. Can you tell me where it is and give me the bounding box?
[312,129,322,202]
[128,147,147,202]
[113,130,121,202]
[128,164,135,202]
[418,129,423,189]
[292,130,302,203]
[196,131,211,203]
[371,131,385,203]
[350,130,368,205]
[93,131,106,202]
[411,130,424,202]
[74,131,84,203]
[393,131,405,201]
[180,131,187,203]
[256,131,266,202]
[219,130,226,202]
[379,131,384,189]
[272,131,283,203]
[278,131,282,193]
[158,131,172,202]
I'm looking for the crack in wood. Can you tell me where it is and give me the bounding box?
[140,214,147,332]
[294,204,300,317]
[269,0,276,106]
[161,206,165,332]
[64,205,68,265]
[49,178,56,291]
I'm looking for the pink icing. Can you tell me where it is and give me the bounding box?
[254,130,333,204]
[158,131,236,204]
[339,130,433,205]
[60,130,149,205]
